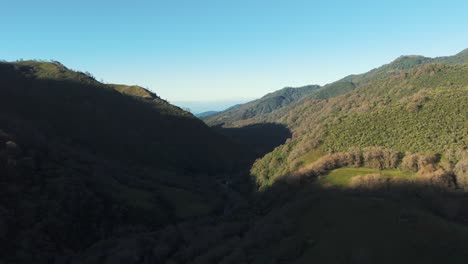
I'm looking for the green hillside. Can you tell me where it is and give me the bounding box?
[0,61,245,170]
[434,48,468,64]
[324,88,468,153]
[0,60,252,263]
[196,110,219,118]
[203,84,321,126]
[245,54,468,188]
[205,49,468,130]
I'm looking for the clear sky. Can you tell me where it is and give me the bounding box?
[1,0,468,104]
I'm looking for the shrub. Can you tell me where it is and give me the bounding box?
[362,147,400,170]
[347,147,363,167]
[295,147,401,180]
[324,89,468,154]
[401,153,437,172]
[454,158,468,189]
[349,173,387,190]
[417,165,455,190]
[405,90,429,112]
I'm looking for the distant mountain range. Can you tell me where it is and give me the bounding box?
[202,85,321,126]
[203,49,468,128]
[195,110,219,118]
[173,99,252,115]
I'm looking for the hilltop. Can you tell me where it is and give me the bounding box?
[0,60,254,263]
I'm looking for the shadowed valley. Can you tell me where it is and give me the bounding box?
[1,49,468,264]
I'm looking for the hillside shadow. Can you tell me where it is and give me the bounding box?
[0,63,249,175]
[213,123,292,162]
[66,172,468,264]
[237,174,468,264]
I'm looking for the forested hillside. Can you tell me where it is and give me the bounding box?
[0,61,254,263]
[203,85,321,126]
[209,51,468,189]
[2,50,468,264]
[206,49,468,128]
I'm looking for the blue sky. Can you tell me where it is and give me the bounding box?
[1,0,468,109]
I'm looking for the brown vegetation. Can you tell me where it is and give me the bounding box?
[286,146,468,193]
[416,165,455,190]
[455,157,468,189]
[349,173,388,190]
[401,153,438,172]
[295,146,402,179]
[362,146,400,170]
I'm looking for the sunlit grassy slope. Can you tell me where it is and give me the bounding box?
[319,168,415,188]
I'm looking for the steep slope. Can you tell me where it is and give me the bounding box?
[206,49,468,129]
[251,63,468,187]
[434,48,468,64]
[203,84,321,126]
[0,61,251,263]
[0,61,244,171]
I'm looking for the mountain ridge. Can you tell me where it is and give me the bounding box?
[0,60,257,263]
[204,49,468,129]
[202,84,321,126]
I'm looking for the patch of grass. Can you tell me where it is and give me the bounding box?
[319,167,414,188]
[111,84,155,99]
[16,60,98,82]
[297,147,325,168]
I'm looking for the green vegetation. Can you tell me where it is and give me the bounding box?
[251,142,295,188]
[324,88,468,153]
[203,84,321,126]
[0,60,252,263]
[296,147,325,168]
[250,63,468,187]
[434,48,468,64]
[310,81,357,100]
[15,60,99,82]
[196,110,219,118]
[111,84,156,99]
[319,167,414,188]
